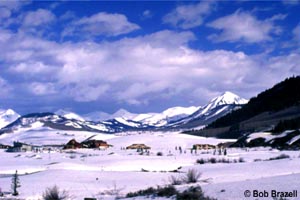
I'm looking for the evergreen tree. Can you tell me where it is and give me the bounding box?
[11,170,21,196]
[224,148,227,156]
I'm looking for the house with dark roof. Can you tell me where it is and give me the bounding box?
[81,140,112,150]
[7,142,34,152]
[63,139,82,149]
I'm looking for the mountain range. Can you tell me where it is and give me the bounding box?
[0,91,247,135]
[1,76,299,149]
[185,76,300,141]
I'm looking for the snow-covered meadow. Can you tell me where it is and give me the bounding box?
[1,131,300,200]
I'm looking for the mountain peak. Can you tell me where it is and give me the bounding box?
[55,109,85,121]
[0,108,20,129]
[112,109,137,119]
[211,91,248,106]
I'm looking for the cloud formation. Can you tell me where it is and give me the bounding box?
[163,1,215,29]
[207,10,285,43]
[2,26,298,106]
[0,1,299,113]
[63,12,140,37]
[0,77,12,97]
[293,23,300,43]
[22,9,56,27]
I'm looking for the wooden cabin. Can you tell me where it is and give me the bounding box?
[126,144,151,150]
[81,140,112,150]
[192,144,216,150]
[63,139,82,149]
[0,143,11,149]
[7,142,34,152]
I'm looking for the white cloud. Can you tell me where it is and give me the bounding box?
[282,0,300,5]
[293,23,300,43]
[0,1,30,23]
[66,84,110,102]
[0,77,12,97]
[207,10,284,43]
[22,9,56,27]
[163,1,215,29]
[0,7,11,19]
[142,10,152,19]
[11,62,56,75]
[63,12,140,37]
[29,82,57,95]
[0,1,30,11]
[1,26,299,105]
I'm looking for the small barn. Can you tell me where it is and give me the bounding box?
[63,139,82,149]
[217,142,235,149]
[126,144,151,150]
[0,143,11,149]
[7,142,34,152]
[192,144,216,150]
[81,140,112,150]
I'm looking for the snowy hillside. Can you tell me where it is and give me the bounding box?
[84,106,199,128]
[0,109,20,129]
[190,91,248,120]
[83,109,138,122]
[132,106,199,127]
[232,130,300,148]
[0,112,146,136]
[55,109,85,121]
[1,131,300,200]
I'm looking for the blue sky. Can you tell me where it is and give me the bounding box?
[0,0,299,115]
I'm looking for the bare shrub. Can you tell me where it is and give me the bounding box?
[169,175,182,185]
[182,169,202,183]
[43,185,69,200]
[209,157,217,164]
[177,186,216,200]
[269,154,290,161]
[196,158,206,164]
[126,185,176,198]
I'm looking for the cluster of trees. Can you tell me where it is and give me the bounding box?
[208,76,300,129]
[273,117,300,133]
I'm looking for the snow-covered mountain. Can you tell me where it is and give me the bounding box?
[83,111,111,122]
[168,92,248,129]
[0,91,248,134]
[83,109,138,122]
[188,91,247,120]
[83,107,199,127]
[0,109,20,129]
[132,106,199,127]
[110,109,138,120]
[80,92,246,130]
[0,112,148,135]
[55,109,85,121]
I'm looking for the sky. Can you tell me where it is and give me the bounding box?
[0,0,299,115]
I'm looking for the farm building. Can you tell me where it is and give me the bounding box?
[7,142,34,152]
[126,144,151,150]
[0,143,11,149]
[192,144,216,150]
[63,139,82,149]
[81,140,112,149]
[217,142,235,149]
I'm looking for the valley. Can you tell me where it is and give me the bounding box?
[1,131,300,200]
[1,77,300,199]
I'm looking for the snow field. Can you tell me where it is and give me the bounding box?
[1,131,300,200]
